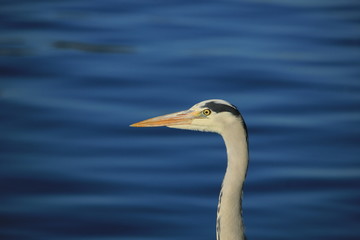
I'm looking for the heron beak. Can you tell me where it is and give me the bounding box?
[130,110,198,127]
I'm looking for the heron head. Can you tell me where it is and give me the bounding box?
[131,99,243,134]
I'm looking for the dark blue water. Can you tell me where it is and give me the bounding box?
[1,1,360,240]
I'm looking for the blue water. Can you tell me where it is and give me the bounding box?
[1,1,360,240]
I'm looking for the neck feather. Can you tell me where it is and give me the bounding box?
[216,118,248,240]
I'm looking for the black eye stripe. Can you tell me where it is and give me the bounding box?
[200,100,247,141]
[202,102,240,116]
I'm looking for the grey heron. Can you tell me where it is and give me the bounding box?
[131,99,248,240]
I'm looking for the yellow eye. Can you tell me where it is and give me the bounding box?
[202,109,211,116]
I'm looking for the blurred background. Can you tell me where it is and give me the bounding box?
[1,0,360,240]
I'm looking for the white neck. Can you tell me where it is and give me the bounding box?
[217,119,248,240]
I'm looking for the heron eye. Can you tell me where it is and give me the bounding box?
[202,109,211,116]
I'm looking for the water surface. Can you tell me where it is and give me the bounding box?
[1,1,360,240]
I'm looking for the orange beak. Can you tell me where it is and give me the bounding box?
[130,110,198,127]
